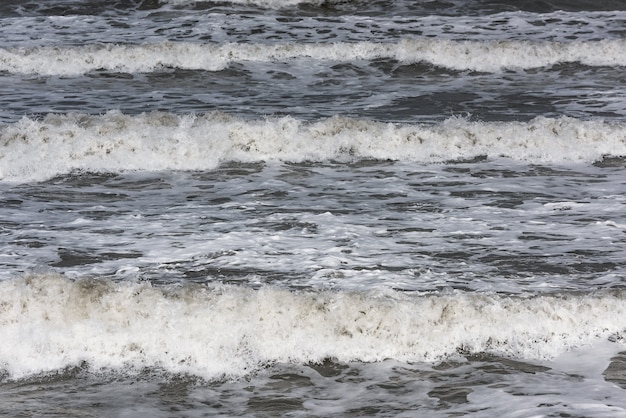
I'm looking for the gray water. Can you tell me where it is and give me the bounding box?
[1,0,626,416]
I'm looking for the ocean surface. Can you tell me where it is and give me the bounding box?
[2,0,626,416]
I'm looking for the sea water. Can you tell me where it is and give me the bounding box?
[1,0,626,416]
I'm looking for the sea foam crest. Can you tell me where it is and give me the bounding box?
[2,111,626,182]
[160,0,352,8]
[0,274,624,380]
[1,39,625,76]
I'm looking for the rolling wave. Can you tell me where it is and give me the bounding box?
[158,0,360,8]
[1,111,625,182]
[1,39,625,76]
[1,274,624,380]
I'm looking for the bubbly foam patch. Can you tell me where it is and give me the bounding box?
[1,111,625,183]
[1,39,625,76]
[0,274,625,380]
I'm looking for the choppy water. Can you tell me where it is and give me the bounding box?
[1,0,626,416]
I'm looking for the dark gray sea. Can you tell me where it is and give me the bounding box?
[2,0,626,416]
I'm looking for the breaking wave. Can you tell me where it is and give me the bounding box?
[1,111,626,183]
[1,274,624,380]
[1,39,625,76]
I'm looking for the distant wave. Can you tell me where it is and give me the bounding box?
[1,39,625,76]
[159,0,345,8]
[1,274,624,380]
[2,111,626,182]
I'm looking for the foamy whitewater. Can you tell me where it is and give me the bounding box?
[3,39,626,75]
[2,0,626,416]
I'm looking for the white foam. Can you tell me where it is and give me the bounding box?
[1,39,625,76]
[161,0,340,7]
[0,274,624,380]
[1,111,626,183]
[461,339,626,417]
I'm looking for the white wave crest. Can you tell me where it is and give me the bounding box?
[161,0,334,7]
[1,39,625,76]
[0,274,624,380]
[1,111,625,183]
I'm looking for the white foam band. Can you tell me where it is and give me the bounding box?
[1,111,625,183]
[1,39,625,76]
[162,0,341,6]
[0,274,624,380]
